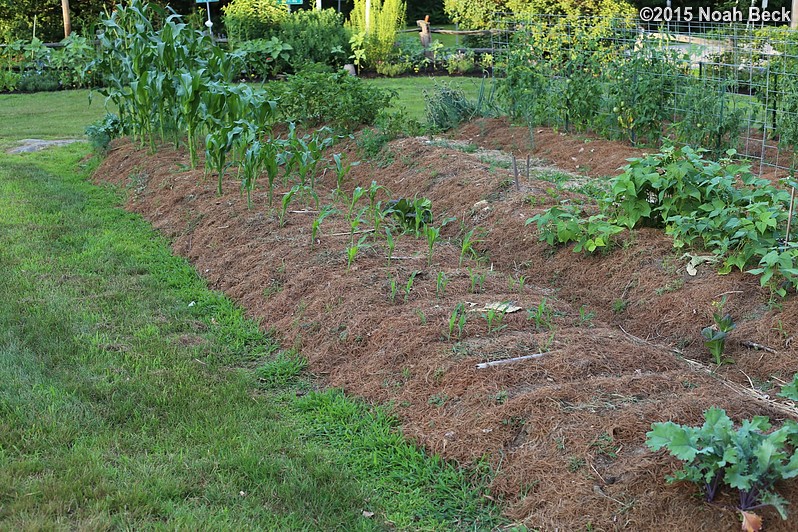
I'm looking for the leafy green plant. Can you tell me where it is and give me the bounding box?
[388,275,398,303]
[779,375,798,402]
[701,297,736,365]
[346,234,369,271]
[85,113,122,154]
[646,407,798,520]
[383,197,432,234]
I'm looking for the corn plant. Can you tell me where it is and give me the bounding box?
[484,307,507,335]
[346,234,369,270]
[425,225,441,266]
[333,152,359,193]
[509,274,526,293]
[527,298,554,331]
[279,185,299,227]
[205,124,244,196]
[404,271,418,302]
[240,139,265,208]
[459,226,483,267]
[468,268,486,293]
[366,180,389,238]
[311,205,337,248]
[385,226,396,264]
[435,271,448,299]
[447,302,467,341]
[388,275,398,302]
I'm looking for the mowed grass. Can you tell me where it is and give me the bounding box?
[0,76,493,143]
[0,144,504,527]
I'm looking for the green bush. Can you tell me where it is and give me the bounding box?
[16,71,60,92]
[347,0,407,67]
[267,69,394,131]
[86,113,122,154]
[275,9,351,70]
[0,69,20,92]
[223,0,288,43]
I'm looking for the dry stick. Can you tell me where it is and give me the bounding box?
[739,340,778,354]
[618,325,798,419]
[511,155,520,191]
[475,352,548,369]
[526,154,531,180]
[327,229,375,237]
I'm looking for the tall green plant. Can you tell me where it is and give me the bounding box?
[346,0,406,67]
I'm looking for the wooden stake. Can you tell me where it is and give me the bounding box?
[512,155,520,191]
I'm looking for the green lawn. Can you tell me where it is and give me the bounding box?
[0,96,503,528]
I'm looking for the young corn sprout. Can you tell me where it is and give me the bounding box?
[311,205,337,248]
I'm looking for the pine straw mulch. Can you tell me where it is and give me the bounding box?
[92,119,798,531]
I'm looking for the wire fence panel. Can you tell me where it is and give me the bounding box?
[492,14,798,175]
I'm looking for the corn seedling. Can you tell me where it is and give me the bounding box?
[279,185,299,227]
[484,307,507,335]
[385,227,396,264]
[415,308,427,325]
[388,276,399,302]
[447,302,467,341]
[459,227,483,267]
[435,271,449,299]
[509,274,526,293]
[578,305,595,327]
[332,152,358,193]
[468,268,486,293]
[205,124,243,196]
[527,298,554,331]
[311,205,337,248]
[240,139,264,208]
[367,180,389,238]
[404,271,419,302]
[425,225,441,266]
[346,234,369,271]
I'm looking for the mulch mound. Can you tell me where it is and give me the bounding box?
[93,120,798,530]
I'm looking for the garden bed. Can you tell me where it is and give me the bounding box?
[93,120,798,530]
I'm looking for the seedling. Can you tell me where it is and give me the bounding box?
[332,152,359,193]
[701,296,736,365]
[385,226,396,264]
[404,271,419,302]
[468,268,486,293]
[435,271,449,299]
[346,234,369,271]
[415,308,427,325]
[459,227,483,267]
[509,274,526,293]
[388,275,398,303]
[484,306,507,335]
[527,298,554,331]
[279,185,299,227]
[447,302,468,341]
[425,225,441,266]
[310,205,337,248]
[578,305,595,327]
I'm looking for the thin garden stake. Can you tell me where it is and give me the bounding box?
[512,155,520,191]
[786,165,796,247]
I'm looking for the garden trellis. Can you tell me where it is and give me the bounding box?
[492,14,798,175]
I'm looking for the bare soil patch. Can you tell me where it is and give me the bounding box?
[93,120,798,530]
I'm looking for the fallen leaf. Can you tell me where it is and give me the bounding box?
[740,510,762,532]
[480,302,522,313]
[686,262,697,276]
[362,510,374,518]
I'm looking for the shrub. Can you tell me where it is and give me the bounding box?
[267,69,395,131]
[424,79,496,131]
[223,0,288,43]
[16,71,60,93]
[275,9,351,70]
[0,70,20,92]
[86,113,122,154]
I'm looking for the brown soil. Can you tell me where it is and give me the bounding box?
[93,119,798,531]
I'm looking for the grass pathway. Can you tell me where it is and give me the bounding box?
[0,144,502,530]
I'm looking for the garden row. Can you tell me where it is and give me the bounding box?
[498,16,798,163]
